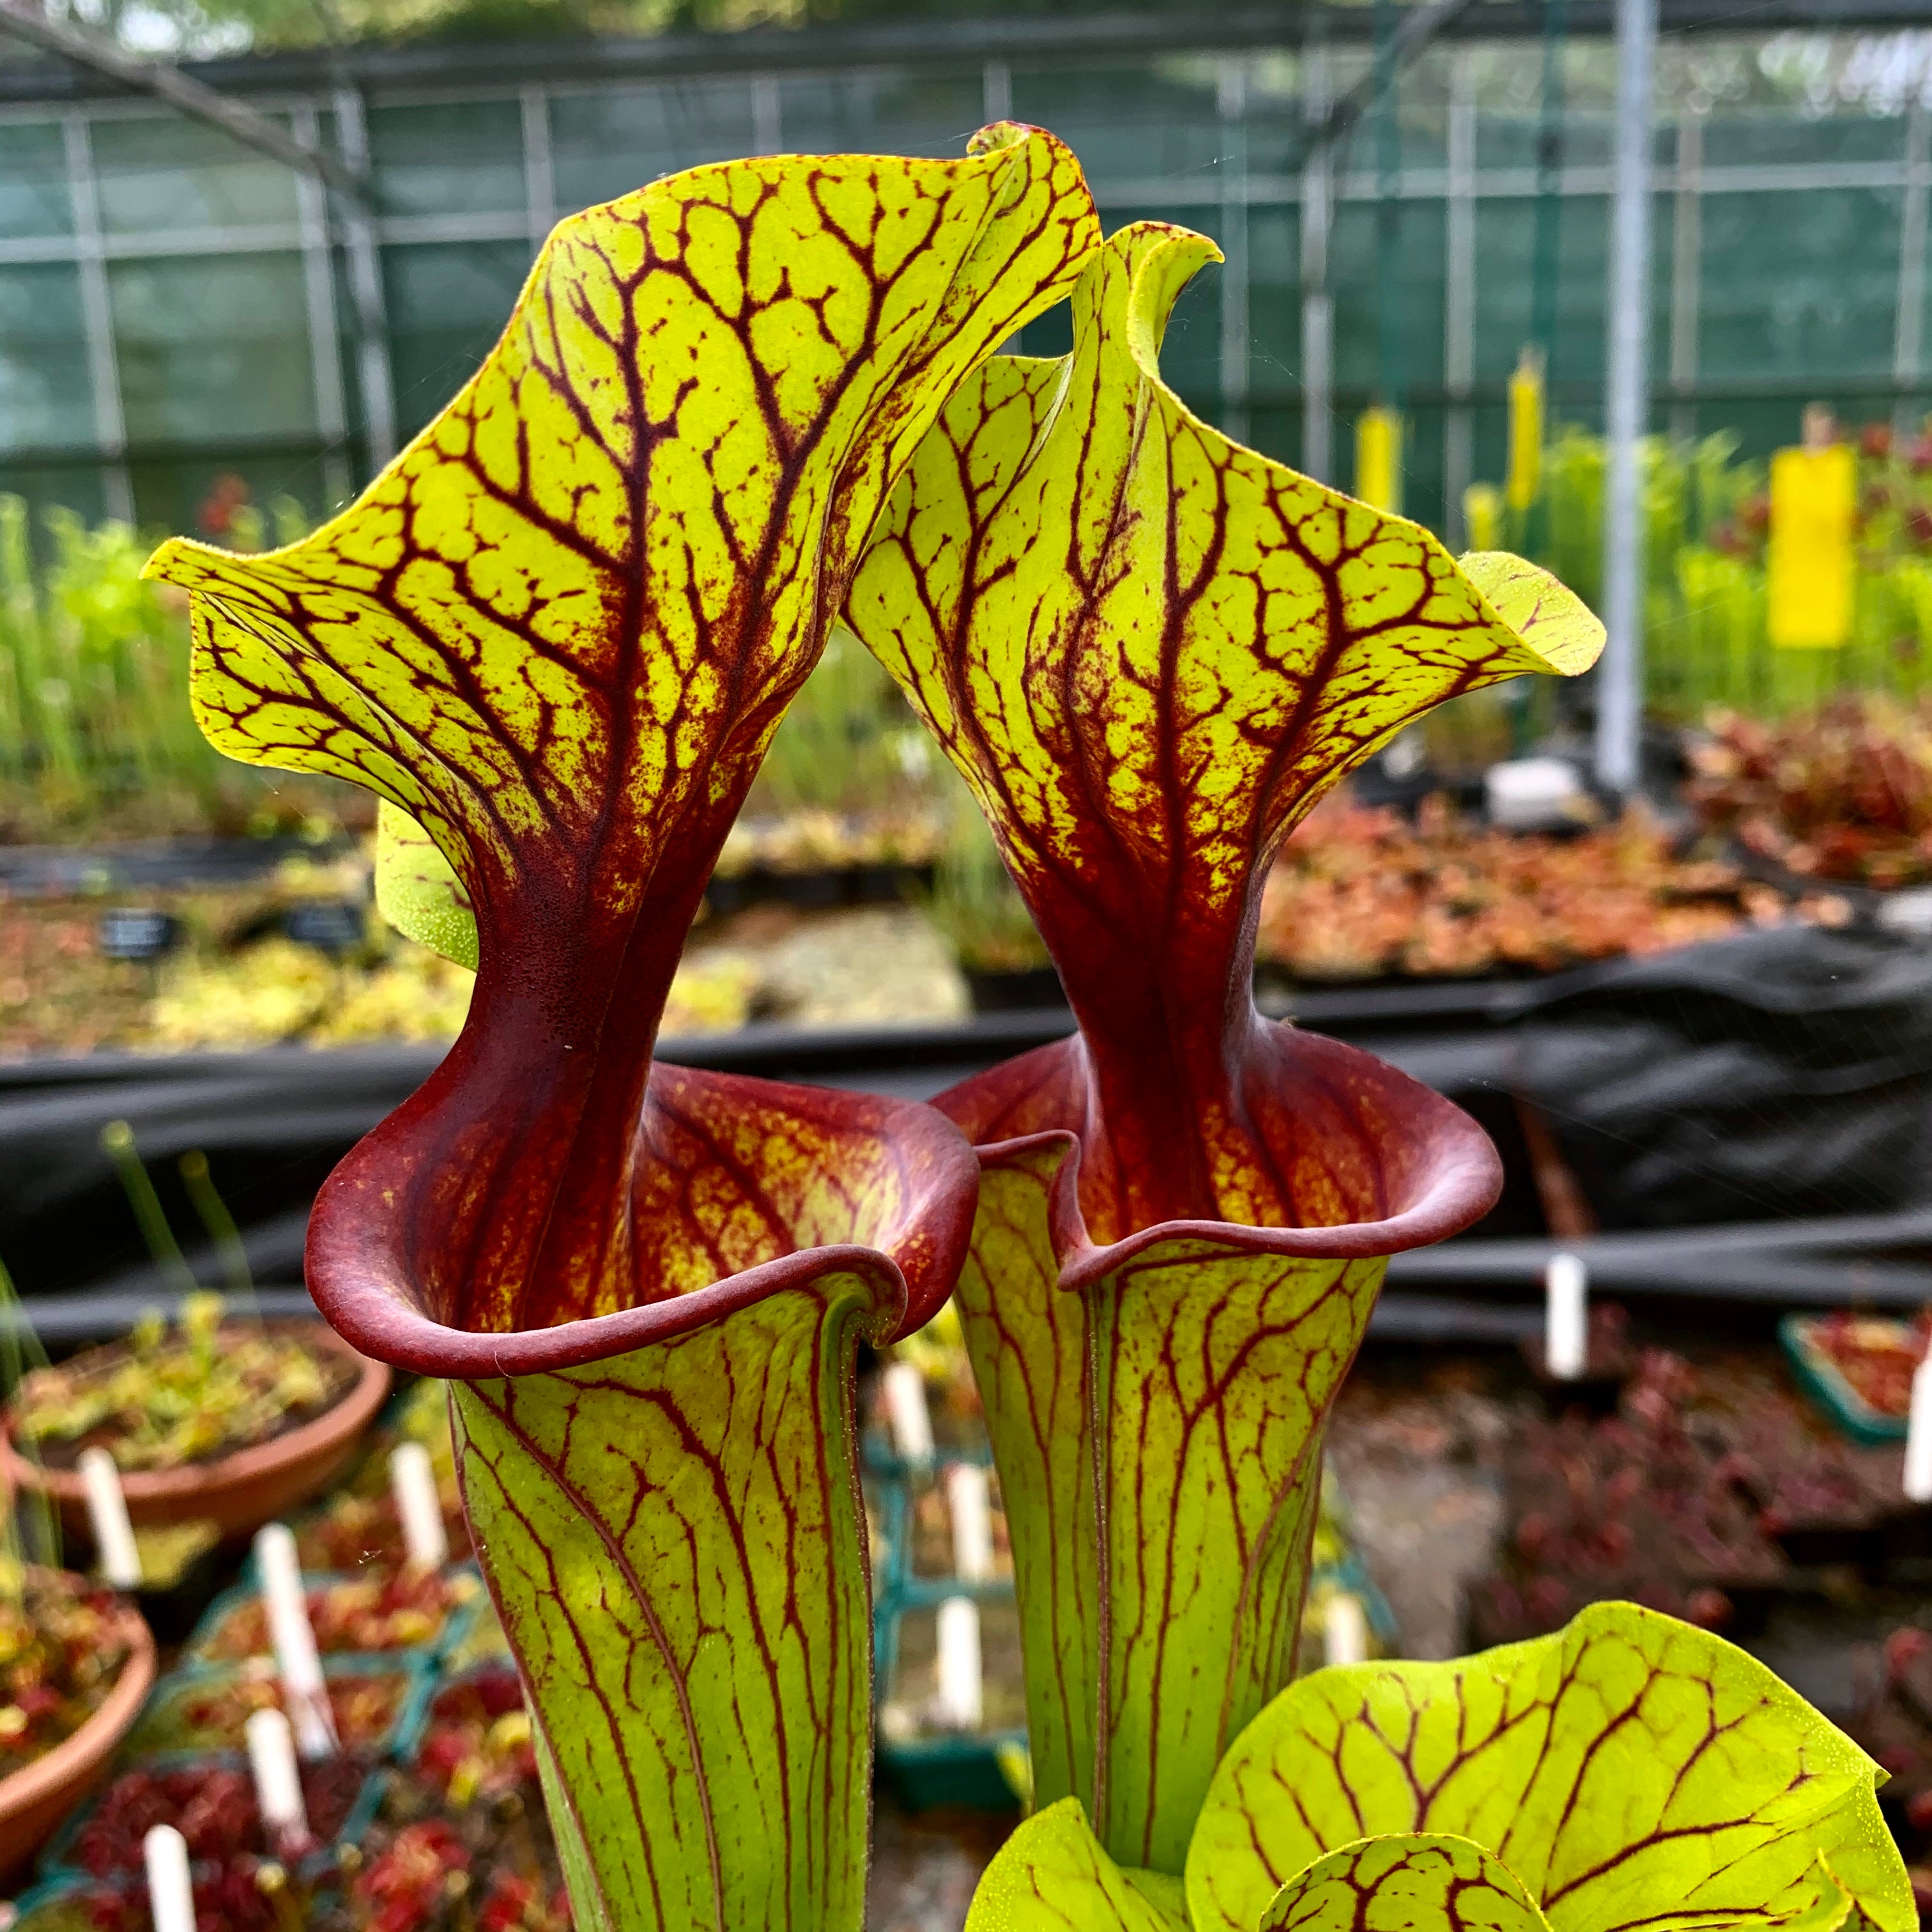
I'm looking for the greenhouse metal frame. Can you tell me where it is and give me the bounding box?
[5,0,1932,539]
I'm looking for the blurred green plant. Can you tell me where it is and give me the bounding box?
[0,499,210,820]
[0,1257,61,1584]
[923,788,1051,974]
[1481,420,1932,718]
[0,494,356,843]
[747,622,934,819]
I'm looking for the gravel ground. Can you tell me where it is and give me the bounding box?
[689,903,969,1028]
[1326,1363,1514,1661]
[867,1802,1016,1932]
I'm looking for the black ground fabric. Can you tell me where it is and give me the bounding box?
[6,923,1932,1315]
[1508,924,1932,1229]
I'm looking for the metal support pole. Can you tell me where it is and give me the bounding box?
[752,75,782,156]
[332,85,397,474]
[1443,50,1477,546]
[1597,0,1657,796]
[292,102,352,513]
[63,111,132,526]
[1372,0,1402,416]
[1530,0,1568,369]
[1895,103,1929,442]
[1218,57,1251,449]
[1667,107,1703,446]
[1301,0,1484,165]
[982,59,1013,126]
[1,0,371,206]
[521,84,556,250]
[1300,40,1334,482]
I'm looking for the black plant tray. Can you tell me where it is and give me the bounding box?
[0,836,355,898]
[1770,1518,1889,1572]
[964,965,1066,1014]
[702,861,933,916]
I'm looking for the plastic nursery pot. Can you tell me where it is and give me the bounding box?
[1,1319,391,1547]
[1779,1313,1914,1445]
[1685,1577,1787,1643]
[127,1526,228,1646]
[702,861,936,917]
[1767,1512,1890,1572]
[873,1594,1029,1812]
[0,1575,156,1889]
[1519,1342,1630,1419]
[1876,1502,1932,1572]
[875,1729,1029,1813]
[185,1567,484,1669]
[1520,1307,1636,1419]
[40,1745,387,1887]
[117,1656,430,1766]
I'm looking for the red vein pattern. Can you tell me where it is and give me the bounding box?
[146,128,1096,1337]
[841,220,1601,1877]
[141,135,1102,1932]
[324,1070,975,1932]
[846,222,1598,1242]
[947,1091,1478,1877]
[1184,1603,1916,1932]
[1254,1833,1552,1932]
[454,1271,884,1932]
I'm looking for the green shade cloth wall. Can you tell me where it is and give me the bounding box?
[2,27,1929,544]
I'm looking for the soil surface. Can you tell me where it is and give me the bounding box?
[868,1800,1016,1932]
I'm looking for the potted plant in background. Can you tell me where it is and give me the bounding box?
[1,1287,387,1547]
[0,1434,153,1887]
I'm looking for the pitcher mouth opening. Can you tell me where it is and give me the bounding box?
[303,1062,981,1380]
[941,1022,1505,1296]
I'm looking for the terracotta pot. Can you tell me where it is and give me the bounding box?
[0,1575,155,1886]
[1,1321,390,1547]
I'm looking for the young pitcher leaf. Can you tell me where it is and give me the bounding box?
[145,132,1096,1335]
[375,800,476,970]
[1183,1602,1915,1932]
[846,218,1603,1238]
[964,1797,1190,1932]
[1254,1834,1552,1932]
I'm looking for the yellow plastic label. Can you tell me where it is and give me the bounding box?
[1354,407,1402,514]
[1463,482,1503,553]
[1506,353,1544,511]
[1767,443,1855,649]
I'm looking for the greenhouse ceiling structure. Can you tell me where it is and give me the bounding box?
[4,0,1932,542]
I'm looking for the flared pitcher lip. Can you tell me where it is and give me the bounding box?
[949,1023,1505,1296]
[303,1062,983,1379]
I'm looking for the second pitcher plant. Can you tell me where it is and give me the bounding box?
[846,220,1606,1873]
